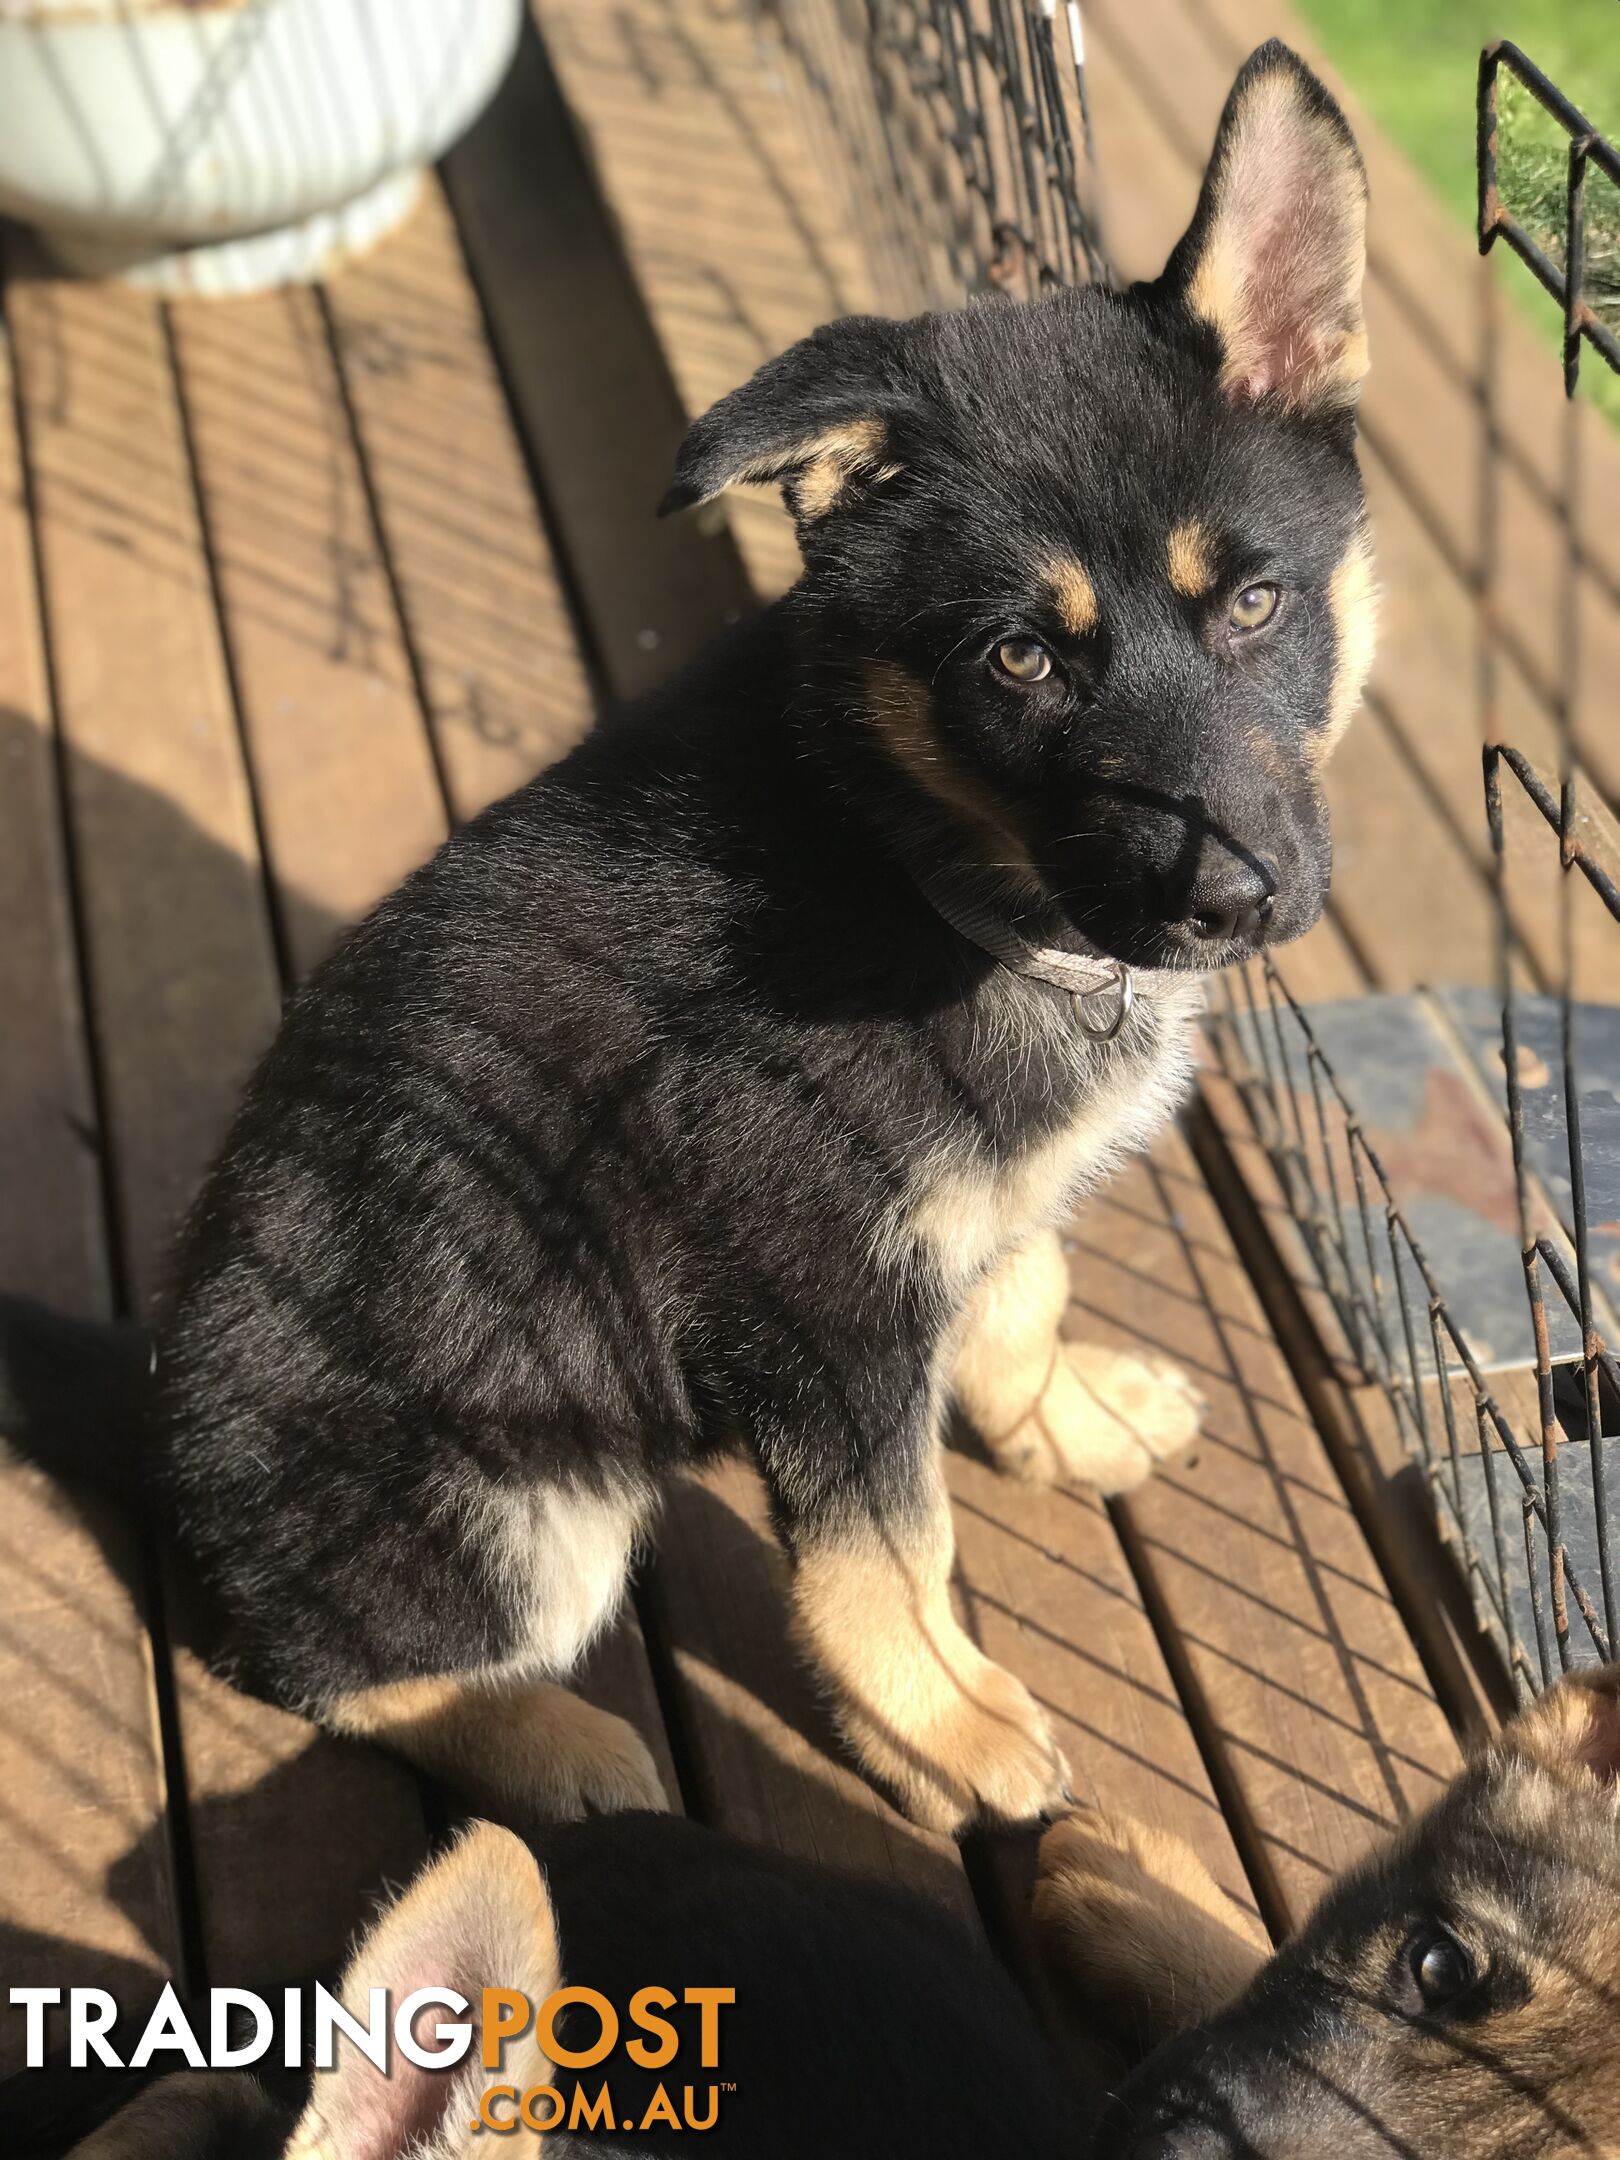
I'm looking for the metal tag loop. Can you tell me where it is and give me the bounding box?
[1071,965,1134,1042]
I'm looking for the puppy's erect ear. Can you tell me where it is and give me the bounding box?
[1161,41,1368,414]
[286,1821,560,2160]
[1503,1665,1620,1789]
[661,315,916,525]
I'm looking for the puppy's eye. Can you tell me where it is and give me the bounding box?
[994,638,1053,683]
[1229,584,1280,632]
[1407,1929,1477,2007]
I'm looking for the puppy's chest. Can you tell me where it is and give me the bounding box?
[894,987,1199,1293]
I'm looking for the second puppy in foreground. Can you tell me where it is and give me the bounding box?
[141,41,1374,1832]
[1041,1666,1620,2157]
[50,1668,1620,2157]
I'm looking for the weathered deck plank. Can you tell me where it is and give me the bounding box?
[6,259,432,1999]
[0,430,181,2053]
[324,180,596,823]
[0,281,183,2082]
[6,268,283,1275]
[946,1444,1256,1912]
[1099,1131,1463,1922]
[0,344,107,1320]
[533,0,870,603]
[168,283,449,978]
[445,16,756,701]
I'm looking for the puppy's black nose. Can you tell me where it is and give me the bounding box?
[1181,857,1277,947]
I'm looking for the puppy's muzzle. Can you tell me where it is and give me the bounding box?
[1166,849,1277,954]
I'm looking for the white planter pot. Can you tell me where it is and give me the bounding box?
[0,0,523,291]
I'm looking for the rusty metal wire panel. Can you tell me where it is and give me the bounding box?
[760,4,1620,1702]
[1212,42,1620,1700]
[756,0,1106,308]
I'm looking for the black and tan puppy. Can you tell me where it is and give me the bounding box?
[31,1814,1085,2160]
[42,44,1376,1833]
[39,1673,1620,2158]
[1039,1667,1620,2156]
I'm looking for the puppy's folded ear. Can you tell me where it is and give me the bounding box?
[1502,1664,1620,1788]
[661,315,917,526]
[1159,40,1368,415]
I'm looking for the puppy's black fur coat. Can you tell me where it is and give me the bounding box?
[156,614,1033,1694]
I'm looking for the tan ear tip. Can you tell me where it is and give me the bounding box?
[1235,38,1330,105]
[390,1818,544,1924]
[1502,1665,1620,1782]
[1232,37,1365,174]
[455,1816,534,1862]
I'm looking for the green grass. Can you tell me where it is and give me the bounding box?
[1288,0,1620,416]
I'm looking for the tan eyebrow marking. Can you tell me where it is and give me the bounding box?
[1043,555,1098,636]
[1167,520,1217,597]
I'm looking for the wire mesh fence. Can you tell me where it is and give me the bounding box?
[762,4,1620,1702]
[1214,42,1620,1699]
[756,0,1107,308]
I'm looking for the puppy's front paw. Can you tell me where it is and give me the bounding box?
[988,1341,1203,1492]
[1035,1807,1160,1928]
[494,1691,670,1827]
[843,1652,1071,1836]
[541,1700,671,1821]
[1034,1809,1267,2039]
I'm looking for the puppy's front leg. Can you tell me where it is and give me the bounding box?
[1034,1810,1267,2058]
[778,1443,1070,1834]
[955,1229,1202,1490]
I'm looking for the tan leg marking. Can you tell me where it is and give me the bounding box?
[954,1229,1203,1491]
[791,1461,1069,1834]
[1035,1810,1268,2050]
[328,1669,667,1829]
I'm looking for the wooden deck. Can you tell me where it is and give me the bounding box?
[0,0,1603,2104]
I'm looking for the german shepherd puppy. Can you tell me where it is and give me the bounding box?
[1038,1666,1620,2156]
[28,1813,1086,2160]
[35,1671,1620,2158]
[45,42,1375,1834]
